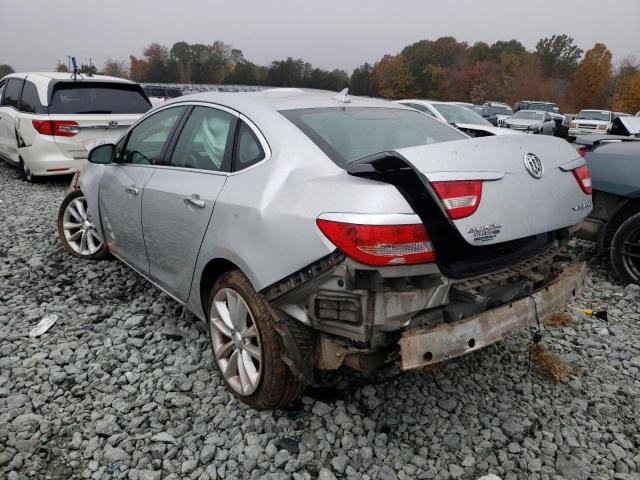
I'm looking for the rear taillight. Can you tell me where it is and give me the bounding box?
[572,165,592,194]
[32,120,79,137]
[316,220,435,266]
[576,146,587,158]
[431,181,483,220]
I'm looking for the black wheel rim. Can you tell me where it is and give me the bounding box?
[621,228,640,282]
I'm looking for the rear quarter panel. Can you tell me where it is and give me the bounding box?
[586,142,640,198]
[187,117,414,317]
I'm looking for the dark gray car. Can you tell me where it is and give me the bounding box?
[577,136,640,283]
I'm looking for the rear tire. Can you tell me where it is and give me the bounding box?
[57,190,109,260]
[611,212,640,284]
[206,270,305,409]
[19,157,37,183]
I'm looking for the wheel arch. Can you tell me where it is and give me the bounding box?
[601,197,640,252]
[199,258,243,317]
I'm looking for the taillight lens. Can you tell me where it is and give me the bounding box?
[431,181,483,220]
[572,165,592,194]
[32,120,79,137]
[576,146,587,158]
[316,220,435,266]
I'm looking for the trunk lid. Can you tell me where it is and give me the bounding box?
[47,113,141,159]
[392,135,591,245]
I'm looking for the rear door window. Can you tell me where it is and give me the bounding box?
[2,79,24,108]
[50,82,151,114]
[234,121,265,170]
[121,106,186,165]
[168,106,235,172]
[20,81,46,114]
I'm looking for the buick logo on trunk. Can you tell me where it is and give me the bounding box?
[108,120,119,128]
[524,153,544,179]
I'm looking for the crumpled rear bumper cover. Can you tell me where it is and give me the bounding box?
[399,262,588,370]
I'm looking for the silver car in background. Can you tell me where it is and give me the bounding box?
[58,89,591,409]
[504,110,556,135]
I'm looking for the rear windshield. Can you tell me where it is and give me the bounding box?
[281,107,466,165]
[488,105,513,115]
[528,103,557,113]
[50,82,151,114]
[432,104,493,126]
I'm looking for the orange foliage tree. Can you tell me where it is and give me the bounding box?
[571,43,613,109]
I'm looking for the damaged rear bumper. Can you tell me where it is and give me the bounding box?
[399,262,588,370]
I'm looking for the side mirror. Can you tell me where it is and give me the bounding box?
[88,143,115,164]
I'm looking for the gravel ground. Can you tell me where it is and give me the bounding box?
[0,162,639,480]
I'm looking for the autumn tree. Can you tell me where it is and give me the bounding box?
[79,63,98,75]
[102,59,128,78]
[128,55,148,82]
[572,43,613,109]
[401,37,468,98]
[490,40,526,61]
[610,56,639,113]
[0,64,14,77]
[447,61,502,103]
[535,34,582,77]
[350,63,373,96]
[226,60,260,85]
[369,54,417,99]
[469,42,492,64]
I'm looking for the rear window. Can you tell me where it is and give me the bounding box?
[50,82,151,114]
[281,107,466,165]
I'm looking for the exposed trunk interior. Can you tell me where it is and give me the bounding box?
[347,152,557,278]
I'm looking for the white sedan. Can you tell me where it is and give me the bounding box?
[395,99,519,137]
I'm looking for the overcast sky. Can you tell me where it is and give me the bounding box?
[1,0,639,72]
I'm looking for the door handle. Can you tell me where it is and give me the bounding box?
[125,185,139,195]
[184,194,205,209]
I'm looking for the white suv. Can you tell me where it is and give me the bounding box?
[568,110,613,141]
[0,72,151,181]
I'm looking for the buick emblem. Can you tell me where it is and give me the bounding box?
[524,153,544,179]
[108,120,119,128]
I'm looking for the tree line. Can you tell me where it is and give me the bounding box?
[1,34,639,113]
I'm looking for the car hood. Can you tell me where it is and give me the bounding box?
[454,123,521,136]
[573,119,609,125]
[505,118,542,126]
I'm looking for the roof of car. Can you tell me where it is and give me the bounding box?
[1,72,134,84]
[168,89,407,113]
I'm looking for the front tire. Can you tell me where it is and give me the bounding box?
[57,190,109,260]
[207,270,305,409]
[611,212,640,284]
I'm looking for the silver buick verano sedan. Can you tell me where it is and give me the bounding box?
[58,89,591,409]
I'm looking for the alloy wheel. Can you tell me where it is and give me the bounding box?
[62,196,103,256]
[210,288,262,395]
